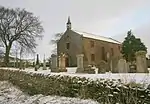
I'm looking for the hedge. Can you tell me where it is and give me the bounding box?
[0,69,150,104]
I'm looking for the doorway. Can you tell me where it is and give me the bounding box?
[65,57,69,67]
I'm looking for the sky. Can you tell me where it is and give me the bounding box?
[1,0,150,60]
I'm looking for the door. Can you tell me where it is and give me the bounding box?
[65,57,69,67]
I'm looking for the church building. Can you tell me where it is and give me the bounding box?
[57,17,122,72]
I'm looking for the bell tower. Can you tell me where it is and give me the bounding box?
[66,16,71,30]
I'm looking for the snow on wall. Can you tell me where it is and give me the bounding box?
[2,67,150,86]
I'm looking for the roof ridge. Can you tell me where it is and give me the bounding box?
[108,37,121,43]
[73,29,104,37]
[72,29,121,44]
[73,29,120,42]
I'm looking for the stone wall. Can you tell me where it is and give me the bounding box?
[0,69,150,103]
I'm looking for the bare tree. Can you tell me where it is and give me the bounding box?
[0,39,4,55]
[0,6,44,66]
[50,33,63,54]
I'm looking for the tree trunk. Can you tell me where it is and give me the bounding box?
[4,46,11,67]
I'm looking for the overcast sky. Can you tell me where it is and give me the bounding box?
[1,0,150,60]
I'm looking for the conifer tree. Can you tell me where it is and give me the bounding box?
[121,30,147,62]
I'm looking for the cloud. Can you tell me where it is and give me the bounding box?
[1,0,150,59]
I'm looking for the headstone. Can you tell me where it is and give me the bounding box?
[92,66,98,74]
[51,54,57,72]
[49,58,51,69]
[19,61,23,70]
[97,61,107,73]
[35,65,39,71]
[90,65,97,74]
[35,54,40,71]
[23,62,25,70]
[76,54,84,73]
[129,64,136,73]
[58,53,67,72]
[135,51,148,73]
[117,58,128,73]
[25,61,28,68]
[111,56,120,73]
[43,58,47,70]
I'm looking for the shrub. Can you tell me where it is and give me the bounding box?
[0,69,150,103]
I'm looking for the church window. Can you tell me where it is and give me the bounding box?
[90,41,94,48]
[102,47,105,60]
[111,48,114,56]
[91,54,95,61]
[66,43,70,49]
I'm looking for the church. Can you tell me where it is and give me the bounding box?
[57,17,122,72]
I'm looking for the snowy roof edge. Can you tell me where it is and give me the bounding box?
[72,30,121,44]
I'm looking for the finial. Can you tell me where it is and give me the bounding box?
[66,16,71,30]
[67,16,71,24]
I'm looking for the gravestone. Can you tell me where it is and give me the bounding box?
[111,56,120,73]
[129,62,136,73]
[43,56,47,70]
[76,54,84,73]
[88,65,96,74]
[117,58,128,73]
[135,51,148,73]
[51,54,57,72]
[35,54,40,71]
[91,66,98,74]
[58,53,67,72]
[48,58,51,69]
[97,61,107,73]
[23,62,25,70]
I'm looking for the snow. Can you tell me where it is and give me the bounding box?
[73,30,121,44]
[67,67,77,73]
[0,81,98,104]
[1,67,150,85]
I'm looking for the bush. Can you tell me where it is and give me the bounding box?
[0,69,150,103]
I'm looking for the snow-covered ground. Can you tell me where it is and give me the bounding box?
[0,81,98,104]
[0,67,150,103]
[1,67,150,85]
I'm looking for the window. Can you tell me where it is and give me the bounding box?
[90,41,94,48]
[91,54,95,61]
[66,43,70,49]
[102,47,105,60]
[111,48,114,56]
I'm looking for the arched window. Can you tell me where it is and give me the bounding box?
[91,54,95,61]
[101,47,105,60]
